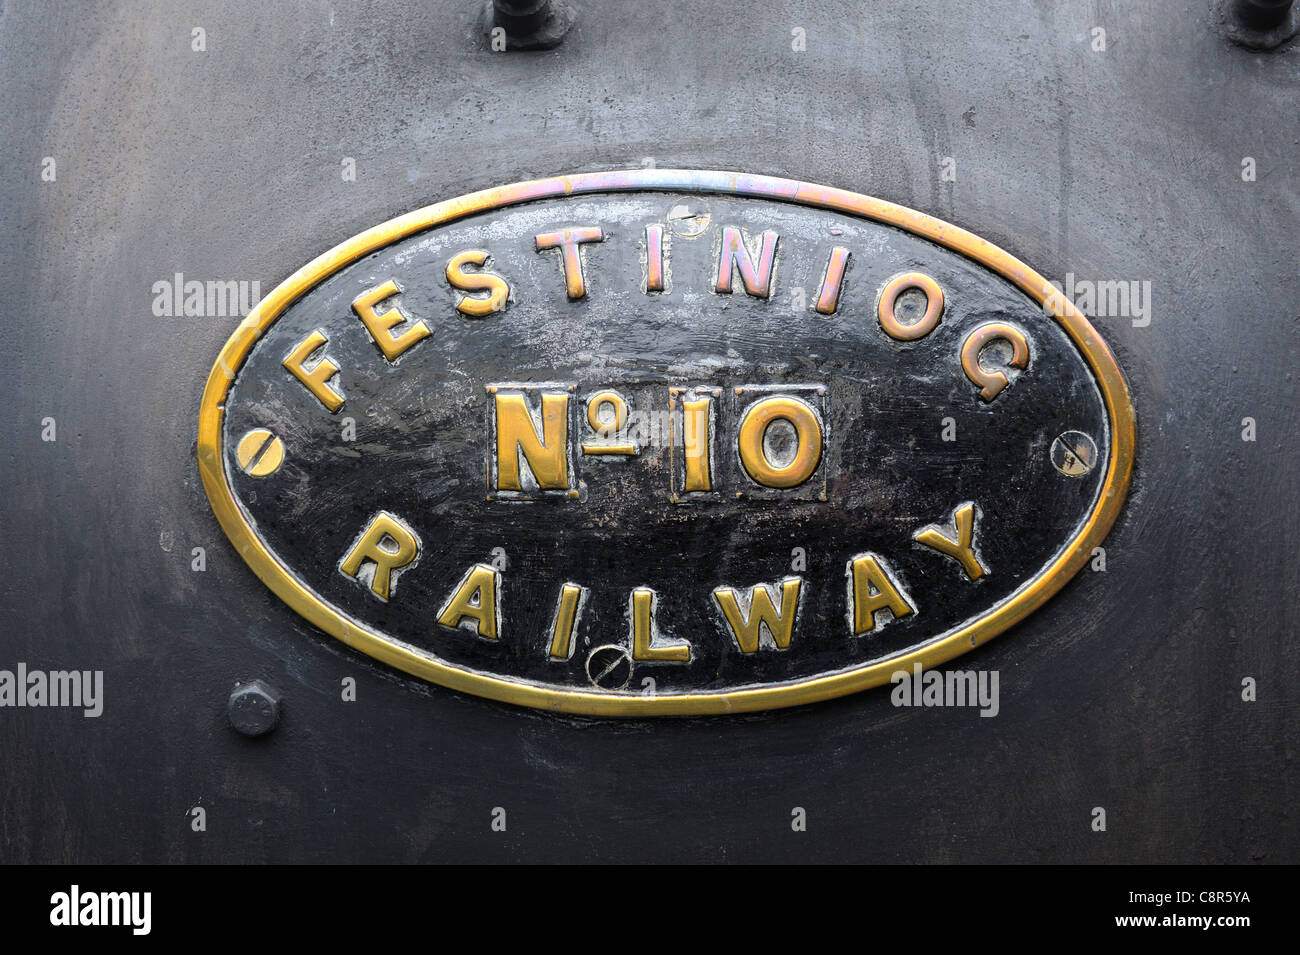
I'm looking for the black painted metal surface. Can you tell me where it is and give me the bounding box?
[1,0,1295,862]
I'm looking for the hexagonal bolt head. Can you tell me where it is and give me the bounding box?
[227,680,282,737]
[486,0,573,50]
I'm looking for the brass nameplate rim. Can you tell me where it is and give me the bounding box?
[196,169,1136,716]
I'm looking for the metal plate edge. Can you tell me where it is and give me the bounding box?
[195,169,1137,717]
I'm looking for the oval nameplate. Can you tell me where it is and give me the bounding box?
[198,170,1135,716]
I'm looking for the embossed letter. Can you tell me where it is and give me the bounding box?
[437,564,501,640]
[713,578,803,652]
[282,330,344,413]
[715,227,778,298]
[352,279,431,361]
[535,227,604,299]
[848,554,915,634]
[631,588,691,663]
[914,502,987,580]
[493,390,570,491]
[338,512,421,601]
[445,250,510,317]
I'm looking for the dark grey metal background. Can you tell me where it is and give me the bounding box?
[1,0,1295,863]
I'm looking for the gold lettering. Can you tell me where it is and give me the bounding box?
[815,246,851,315]
[715,226,778,298]
[436,564,500,639]
[913,502,987,580]
[713,578,802,652]
[848,554,915,634]
[351,279,431,361]
[548,583,586,660]
[582,390,636,456]
[645,224,665,292]
[535,227,604,299]
[737,395,822,489]
[494,391,570,491]
[682,396,713,491]
[338,512,420,601]
[631,587,691,663]
[960,322,1031,400]
[877,272,944,341]
[282,330,344,413]
[445,249,510,318]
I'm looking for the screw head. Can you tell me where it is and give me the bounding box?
[227,680,281,737]
[1051,431,1098,477]
[585,645,632,690]
[236,428,285,477]
[667,203,711,237]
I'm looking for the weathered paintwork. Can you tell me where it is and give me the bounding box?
[0,1,1295,862]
